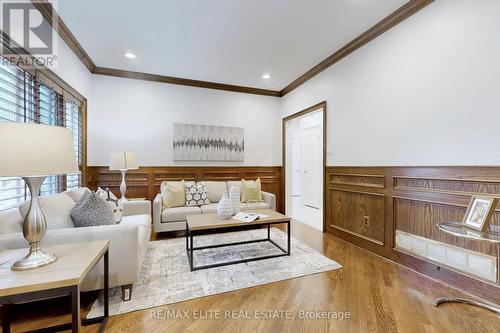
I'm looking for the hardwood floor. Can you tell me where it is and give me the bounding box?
[4,222,499,333]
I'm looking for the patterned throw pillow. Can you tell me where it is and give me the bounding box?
[185,181,209,207]
[71,192,115,227]
[96,187,123,223]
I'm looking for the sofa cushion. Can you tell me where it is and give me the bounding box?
[63,187,90,203]
[185,181,209,207]
[0,208,22,234]
[161,206,201,222]
[200,203,218,214]
[240,202,270,210]
[241,178,263,202]
[71,192,116,228]
[160,181,186,208]
[19,192,76,229]
[204,181,227,203]
[96,187,123,224]
[227,181,242,192]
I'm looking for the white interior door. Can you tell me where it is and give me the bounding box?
[301,124,322,209]
[291,137,301,196]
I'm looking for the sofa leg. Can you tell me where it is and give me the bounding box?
[121,284,133,301]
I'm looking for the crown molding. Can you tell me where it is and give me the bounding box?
[32,0,96,72]
[93,67,281,96]
[279,0,434,96]
[32,0,433,97]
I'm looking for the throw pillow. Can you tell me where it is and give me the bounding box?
[160,181,186,208]
[185,181,209,207]
[96,187,123,224]
[241,178,263,203]
[71,192,115,227]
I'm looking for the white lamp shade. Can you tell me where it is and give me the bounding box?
[109,152,138,170]
[0,123,80,177]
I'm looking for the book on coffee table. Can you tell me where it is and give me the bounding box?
[232,212,269,223]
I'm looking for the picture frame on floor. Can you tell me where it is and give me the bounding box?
[462,195,498,231]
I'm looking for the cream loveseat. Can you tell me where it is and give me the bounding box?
[153,180,276,233]
[0,187,151,300]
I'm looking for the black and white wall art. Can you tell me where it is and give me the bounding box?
[173,123,244,161]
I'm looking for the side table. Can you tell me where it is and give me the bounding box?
[435,222,500,314]
[0,240,110,333]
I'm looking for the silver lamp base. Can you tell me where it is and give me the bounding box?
[11,176,57,271]
[11,243,57,271]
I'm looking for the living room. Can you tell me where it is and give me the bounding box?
[0,0,499,332]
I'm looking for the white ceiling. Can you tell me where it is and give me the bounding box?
[58,0,406,90]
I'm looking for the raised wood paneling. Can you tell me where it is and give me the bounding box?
[86,166,283,212]
[394,198,498,256]
[394,176,500,196]
[329,189,385,245]
[329,173,385,188]
[326,166,500,303]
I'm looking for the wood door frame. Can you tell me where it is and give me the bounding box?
[282,101,327,231]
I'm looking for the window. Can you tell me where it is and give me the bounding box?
[0,60,85,211]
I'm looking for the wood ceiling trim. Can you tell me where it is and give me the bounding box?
[93,67,281,96]
[279,0,434,96]
[32,0,433,98]
[32,0,96,73]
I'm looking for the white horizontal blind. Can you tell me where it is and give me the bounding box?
[0,61,84,211]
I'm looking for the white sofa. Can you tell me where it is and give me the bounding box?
[153,180,276,233]
[0,187,151,299]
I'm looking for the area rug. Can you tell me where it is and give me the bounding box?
[87,228,341,318]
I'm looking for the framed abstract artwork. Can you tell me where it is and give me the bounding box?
[173,123,244,161]
[462,195,498,231]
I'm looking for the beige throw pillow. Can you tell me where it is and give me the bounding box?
[241,178,263,203]
[160,180,186,208]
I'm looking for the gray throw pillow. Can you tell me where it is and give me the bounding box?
[71,192,115,227]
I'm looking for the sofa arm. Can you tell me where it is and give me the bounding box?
[0,224,141,291]
[261,191,276,211]
[153,193,162,230]
[122,200,151,216]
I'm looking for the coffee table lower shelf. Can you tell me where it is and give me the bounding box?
[186,220,291,271]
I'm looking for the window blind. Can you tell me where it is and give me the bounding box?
[0,60,84,211]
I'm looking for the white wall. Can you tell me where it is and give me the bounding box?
[88,75,281,166]
[281,0,500,166]
[52,35,92,100]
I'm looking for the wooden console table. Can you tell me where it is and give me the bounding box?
[435,222,500,314]
[0,241,110,333]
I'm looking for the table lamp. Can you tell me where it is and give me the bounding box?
[109,152,138,202]
[0,123,80,270]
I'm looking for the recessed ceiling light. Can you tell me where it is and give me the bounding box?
[262,74,271,79]
[125,52,136,59]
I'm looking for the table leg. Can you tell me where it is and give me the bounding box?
[190,231,194,271]
[434,297,500,314]
[104,250,109,318]
[1,304,11,333]
[186,222,189,252]
[267,223,270,240]
[71,285,80,333]
[287,221,291,255]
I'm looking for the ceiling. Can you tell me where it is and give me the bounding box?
[58,0,407,90]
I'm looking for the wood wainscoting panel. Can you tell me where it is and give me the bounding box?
[329,189,385,245]
[394,198,498,257]
[329,173,385,188]
[87,166,283,212]
[326,166,500,303]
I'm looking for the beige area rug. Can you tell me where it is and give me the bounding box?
[87,228,342,318]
